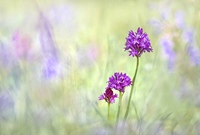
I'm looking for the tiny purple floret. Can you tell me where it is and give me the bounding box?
[107,72,132,93]
[125,27,152,57]
[99,88,118,104]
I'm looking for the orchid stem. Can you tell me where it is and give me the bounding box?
[124,57,139,121]
[116,91,123,123]
[107,103,110,121]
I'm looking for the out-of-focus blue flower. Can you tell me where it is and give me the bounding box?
[187,45,200,66]
[182,28,195,44]
[174,11,185,29]
[0,92,14,118]
[159,36,176,70]
[37,12,63,79]
[0,92,14,109]
[182,28,200,66]
[160,37,175,57]
[0,42,12,67]
[42,57,60,79]
[38,12,58,59]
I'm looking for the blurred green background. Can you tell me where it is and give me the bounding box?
[0,0,200,134]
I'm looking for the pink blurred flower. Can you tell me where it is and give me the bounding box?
[12,30,32,60]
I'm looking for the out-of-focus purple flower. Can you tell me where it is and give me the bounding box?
[0,42,14,67]
[99,88,118,104]
[37,12,63,79]
[0,92,14,109]
[159,36,176,70]
[38,12,57,59]
[107,72,132,93]
[42,57,60,79]
[187,45,200,66]
[181,28,200,66]
[174,11,185,29]
[182,28,195,44]
[160,36,175,58]
[0,92,14,118]
[125,27,152,57]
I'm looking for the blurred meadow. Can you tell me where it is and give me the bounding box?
[0,0,200,134]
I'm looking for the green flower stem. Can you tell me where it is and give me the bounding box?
[124,56,139,121]
[116,91,123,123]
[107,103,110,121]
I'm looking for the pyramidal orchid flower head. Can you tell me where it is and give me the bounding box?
[99,88,118,104]
[125,27,152,57]
[107,72,132,93]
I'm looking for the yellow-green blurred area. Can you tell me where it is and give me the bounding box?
[0,0,200,134]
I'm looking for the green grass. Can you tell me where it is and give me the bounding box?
[0,0,200,134]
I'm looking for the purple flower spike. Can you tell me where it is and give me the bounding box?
[99,88,118,104]
[108,72,132,93]
[125,27,152,57]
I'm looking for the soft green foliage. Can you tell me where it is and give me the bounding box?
[0,0,200,134]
